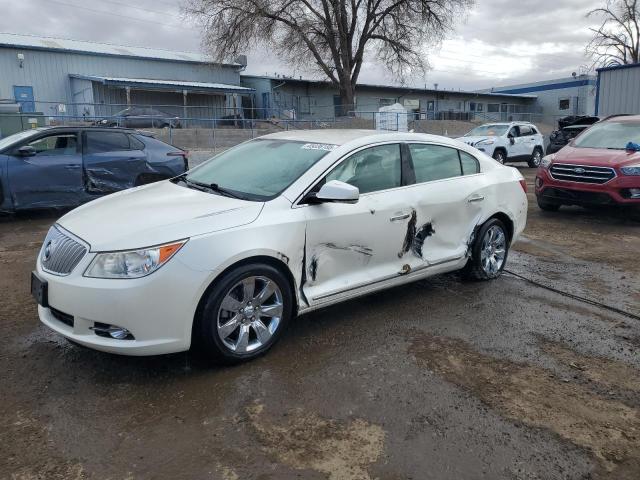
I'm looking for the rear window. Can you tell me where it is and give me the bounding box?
[86,131,131,153]
[573,121,640,149]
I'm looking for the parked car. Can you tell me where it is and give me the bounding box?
[458,121,545,167]
[546,115,600,155]
[31,130,527,363]
[95,107,181,129]
[535,114,640,210]
[0,126,188,212]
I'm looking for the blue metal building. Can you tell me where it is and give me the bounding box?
[0,33,253,119]
[595,63,640,116]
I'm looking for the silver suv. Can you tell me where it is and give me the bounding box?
[457,122,545,167]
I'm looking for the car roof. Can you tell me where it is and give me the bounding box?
[603,114,640,122]
[258,129,463,147]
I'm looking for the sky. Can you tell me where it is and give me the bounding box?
[0,0,605,91]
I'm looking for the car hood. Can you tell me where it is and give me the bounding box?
[58,181,264,251]
[456,136,496,145]
[553,145,640,168]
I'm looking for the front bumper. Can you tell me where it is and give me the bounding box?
[35,243,211,356]
[535,166,640,206]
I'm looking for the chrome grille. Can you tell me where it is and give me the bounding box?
[549,163,616,184]
[40,226,87,275]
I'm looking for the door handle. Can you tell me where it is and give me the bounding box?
[468,195,485,203]
[390,213,411,222]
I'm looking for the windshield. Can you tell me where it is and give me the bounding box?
[0,129,41,151]
[464,124,509,137]
[573,121,640,149]
[184,139,335,201]
[114,108,132,116]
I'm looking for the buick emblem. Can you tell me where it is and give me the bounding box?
[43,241,52,261]
[573,167,586,174]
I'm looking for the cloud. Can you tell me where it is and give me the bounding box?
[0,0,607,90]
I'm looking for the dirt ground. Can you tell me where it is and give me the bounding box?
[1,166,639,480]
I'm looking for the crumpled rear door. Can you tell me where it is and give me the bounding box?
[83,130,147,193]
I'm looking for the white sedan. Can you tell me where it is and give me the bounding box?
[31,130,527,363]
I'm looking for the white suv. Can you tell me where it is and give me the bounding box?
[457,122,545,167]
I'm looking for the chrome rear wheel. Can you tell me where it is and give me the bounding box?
[480,225,506,277]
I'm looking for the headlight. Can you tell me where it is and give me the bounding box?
[540,154,554,169]
[477,139,495,146]
[84,240,187,279]
[621,164,640,175]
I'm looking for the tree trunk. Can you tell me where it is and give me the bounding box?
[338,84,356,117]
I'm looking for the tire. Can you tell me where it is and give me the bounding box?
[528,147,544,168]
[462,218,509,281]
[193,263,294,364]
[536,195,561,211]
[492,149,507,164]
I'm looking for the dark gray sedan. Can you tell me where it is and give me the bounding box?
[0,127,188,213]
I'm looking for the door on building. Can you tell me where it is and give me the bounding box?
[333,95,343,117]
[262,92,271,119]
[13,86,35,113]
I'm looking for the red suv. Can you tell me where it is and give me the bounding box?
[535,115,640,210]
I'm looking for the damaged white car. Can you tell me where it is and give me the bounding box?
[32,130,528,363]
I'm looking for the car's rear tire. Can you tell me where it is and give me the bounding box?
[528,147,544,168]
[492,149,507,164]
[536,196,561,211]
[193,263,294,364]
[462,218,509,281]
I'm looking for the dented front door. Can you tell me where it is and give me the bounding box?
[302,143,410,303]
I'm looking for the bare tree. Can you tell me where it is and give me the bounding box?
[185,0,471,114]
[587,0,640,66]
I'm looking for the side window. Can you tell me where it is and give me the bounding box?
[325,144,401,194]
[409,144,461,183]
[28,133,78,156]
[460,151,480,175]
[530,127,539,135]
[519,125,532,136]
[129,135,145,150]
[86,132,131,154]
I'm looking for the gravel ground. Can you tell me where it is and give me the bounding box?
[1,166,639,480]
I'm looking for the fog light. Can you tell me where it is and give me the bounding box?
[535,177,543,188]
[91,322,134,340]
[626,188,640,199]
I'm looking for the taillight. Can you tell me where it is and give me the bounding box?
[167,150,189,171]
[519,179,528,193]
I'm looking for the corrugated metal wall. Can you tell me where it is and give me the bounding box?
[0,46,240,108]
[597,66,640,116]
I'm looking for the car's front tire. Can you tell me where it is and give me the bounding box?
[193,263,294,364]
[462,218,509,281]
[528,147,544,168]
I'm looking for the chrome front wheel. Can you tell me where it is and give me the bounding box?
[216,276,284,353]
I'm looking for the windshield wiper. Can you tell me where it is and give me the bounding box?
[172,174,244,199]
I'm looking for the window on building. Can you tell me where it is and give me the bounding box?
[299,96,311,114]
[378,98,395,107]
[559,98,570,110]
[477,103,484,112]
[426,100,435,111]
[487,103,500,113]
[469,102,476,112]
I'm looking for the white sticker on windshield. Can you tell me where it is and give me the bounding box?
[301,143,337,151]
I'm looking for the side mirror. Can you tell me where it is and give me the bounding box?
[309,180,359,204]
[508,135,515,145]
[17,145,36,157]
